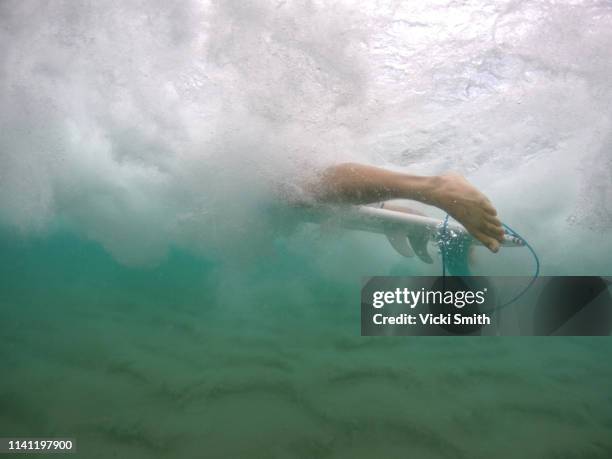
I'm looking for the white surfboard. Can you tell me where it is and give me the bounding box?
[302,205,524,263]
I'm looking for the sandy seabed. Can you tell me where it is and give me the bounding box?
[1,234,611,459]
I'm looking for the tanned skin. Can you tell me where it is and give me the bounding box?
[310,163,505,252]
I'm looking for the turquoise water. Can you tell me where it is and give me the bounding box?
[2,225,612,458]
[2,0,612,457]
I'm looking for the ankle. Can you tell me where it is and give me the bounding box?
[424,175,444,206]
[398,174,441,204]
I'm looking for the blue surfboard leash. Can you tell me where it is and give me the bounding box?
[440,214,540,312]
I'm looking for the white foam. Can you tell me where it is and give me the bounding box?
[1,0,611,268]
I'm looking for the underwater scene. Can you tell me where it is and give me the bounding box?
[1,1,612,457]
